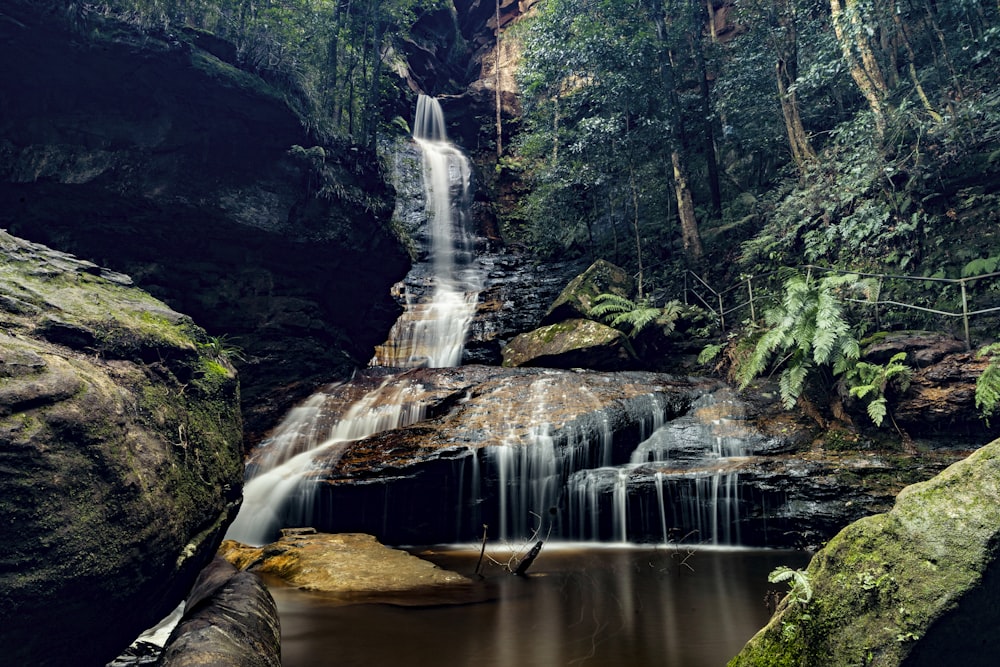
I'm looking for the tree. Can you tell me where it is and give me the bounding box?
[514,0,707,269]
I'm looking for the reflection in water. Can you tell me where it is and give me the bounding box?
[272,546,808,667]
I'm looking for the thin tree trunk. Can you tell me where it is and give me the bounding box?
[776,59,816,167]
[692,0,722,217]
[495,0,503,157]
[628,159,645,298]
[830,0,889,135]
[552,95,559,163]
[893,8,943,121]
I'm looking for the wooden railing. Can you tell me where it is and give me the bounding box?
[683,265,1000,350]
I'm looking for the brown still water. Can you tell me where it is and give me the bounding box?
[269,545,809,667]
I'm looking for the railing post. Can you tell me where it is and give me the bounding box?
[874,277,882,330]
[960,278,971,350]
[718,292,726,333]
[746,275,756,324]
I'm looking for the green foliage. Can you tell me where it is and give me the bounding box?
[962,255,1000,278]
[843,352,913,427]
[697,342,725,366]
[975,343,1000,421]
[735,272,868,408]
[769,565,813,605]
[589,293,682,339]
[198,334,246,363]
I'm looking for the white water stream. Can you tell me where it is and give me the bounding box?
[371,95,483,368]
[226,95,482,545]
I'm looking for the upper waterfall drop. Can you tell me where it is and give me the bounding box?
[371,94,483,369]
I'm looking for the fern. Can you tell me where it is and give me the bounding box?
[844,352,912,427]
[698,343,725,365]
[768,566,813,605]
[589,293,679,338]
[735,272,862,410]
[975,343,1000,421]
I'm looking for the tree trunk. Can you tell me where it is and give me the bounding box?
[652,0,703,262]
[692,0,722,217]
[776,60,816,167]
[495,0,503,157]
[672,150,703,259]
[830,0,889,135]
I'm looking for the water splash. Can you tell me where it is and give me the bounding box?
[228,95,483,544]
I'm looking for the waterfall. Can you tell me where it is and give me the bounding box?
[227,95,483,545]
[371,94,483,368]
[226,378,429,545]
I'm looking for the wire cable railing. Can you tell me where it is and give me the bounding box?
[683,264,1000,350]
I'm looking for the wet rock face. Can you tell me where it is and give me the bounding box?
[845,331,993,440]
[0,231,243,667]
[246,366,719,545]
[0,4,409,444]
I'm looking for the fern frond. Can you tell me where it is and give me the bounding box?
[850,384,877,400]
[698,343,724,365]
[866,396,888,426]
[589,293,636,319]
[975,344,1000,419]
[768,566,813,604]
[611,306,660,335]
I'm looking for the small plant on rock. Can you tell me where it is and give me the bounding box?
[975,343,1000,423]
[843,351,913,429]
[589,293,682,338]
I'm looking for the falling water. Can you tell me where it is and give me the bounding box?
[371,95,483,368]
[226,378,430,545]
[228,95,484,544]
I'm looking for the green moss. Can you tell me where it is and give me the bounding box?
[731,439,1000,667]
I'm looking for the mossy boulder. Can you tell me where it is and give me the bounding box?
[540,259,634,326]
[501,318,638,370]
[0,231,243,666]
[729,437,1000,667]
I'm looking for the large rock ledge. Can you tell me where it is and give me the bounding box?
[0,230,243,666]
[729,437,1000,667]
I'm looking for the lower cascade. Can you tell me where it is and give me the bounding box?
[228,366,790,548]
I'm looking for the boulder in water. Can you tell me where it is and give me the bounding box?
[220,531,477,605]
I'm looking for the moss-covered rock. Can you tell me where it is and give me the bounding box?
[501,318,638,370]
[0,231,243,666]
[540,259,634,326]
[729,437,1000,667]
